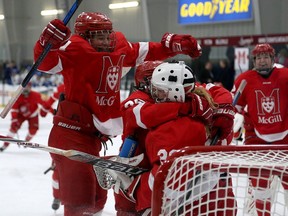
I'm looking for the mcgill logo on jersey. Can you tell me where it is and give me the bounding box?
[255,89,282,124]
[95,55,125,106]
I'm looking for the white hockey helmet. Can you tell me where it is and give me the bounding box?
[150,61,195,103]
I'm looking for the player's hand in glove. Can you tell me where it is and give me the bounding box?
[211,104,236,145]
[161,32,202,58]
[40,105,54,117]
[179,93,213,125]
[11,120,21,132]
[39,19,71,49]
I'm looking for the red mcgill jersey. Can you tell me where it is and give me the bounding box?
[134,116,207,211]
[121,84,232,140]
[232,67,288,142]
[34,32,175,136]
[11,91,49,119]
[120,90,185,171]
[121,90,209,211]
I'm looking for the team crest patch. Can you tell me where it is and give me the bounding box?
[20,105,28,113]
[261,97,274,113]
[107,67,119,90]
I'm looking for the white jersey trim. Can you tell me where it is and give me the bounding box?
[38,57,63,75]
[133,102,148,129]
[136,42,149,66]
[92,115,123,137]
[255,128,288,142]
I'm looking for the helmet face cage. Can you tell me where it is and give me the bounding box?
[22,82,32,97]
[150,61,195,103]
[74,12,116,52]
[87,30,116,52]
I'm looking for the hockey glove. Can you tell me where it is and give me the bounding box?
[39,19,71,49]
[211,104,236,145]
[11,121,21,132]
[180,93,213,125]
[40,105,54,117]
[161,32,202,58]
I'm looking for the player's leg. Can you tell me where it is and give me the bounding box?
[26,116,39,141]
[0,117,23,151]
[52,163,61,210]
[49,127,107,216]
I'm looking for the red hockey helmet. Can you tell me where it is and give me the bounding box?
[134,61,163,92]
[251,43,275,58]
[74,12,116,52]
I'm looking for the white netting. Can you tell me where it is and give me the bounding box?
[155,149,288,216]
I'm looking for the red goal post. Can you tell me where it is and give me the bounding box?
[152,145,288,216]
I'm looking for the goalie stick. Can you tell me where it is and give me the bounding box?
[0,0,83,119]
[0,135,148,176]
[175,79,247,216]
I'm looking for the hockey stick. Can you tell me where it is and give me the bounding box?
[174,79,247,215]
[0,135,148,176]
[0,0,83,119]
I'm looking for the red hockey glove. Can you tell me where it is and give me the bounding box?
[161,32,202,58]
[178,101,192,116]
[40,109,48,117]
[180,93,213,125]
[211,104,235,144]
[40,104,54,117]
[39,19,71,49]
[11,121,21,132]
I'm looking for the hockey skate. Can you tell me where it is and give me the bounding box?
[0,142,9,152]
[52,198,61,210]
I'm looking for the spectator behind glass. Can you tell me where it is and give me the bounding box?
[214,59,235,91]
[198,60,215,84]
[275,48,288,67]
[4,60,20,85]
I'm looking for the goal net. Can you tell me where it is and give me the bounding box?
[151,145,288,216]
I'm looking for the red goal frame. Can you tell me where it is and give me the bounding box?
[151,145,288,216]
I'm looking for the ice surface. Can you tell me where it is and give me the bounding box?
[0,112,118,216]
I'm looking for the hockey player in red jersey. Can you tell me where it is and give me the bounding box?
[40,82,65,117]
[0,83,51,152]
[108,61,236,215]
[232,43,288,216]
[33,11,202,216]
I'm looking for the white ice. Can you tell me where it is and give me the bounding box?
[0,111,118,216]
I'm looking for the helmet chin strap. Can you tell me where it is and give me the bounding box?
[254,59,275,78]
[256,67,274,78]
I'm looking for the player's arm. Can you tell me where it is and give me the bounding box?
[202,83,233,105]
[36,93,54,117]
[120,31,201,67]
[121,92,188,131]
